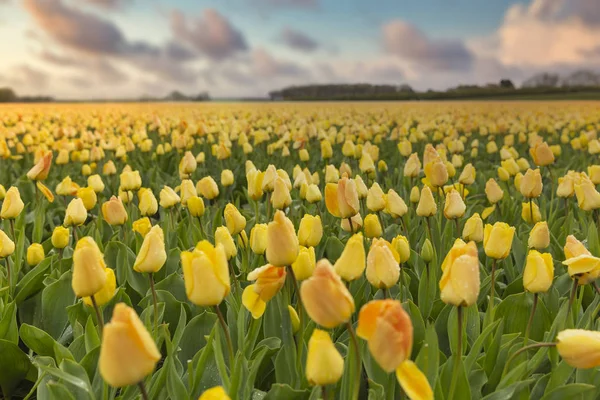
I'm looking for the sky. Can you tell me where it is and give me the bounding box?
[0,0,598,99]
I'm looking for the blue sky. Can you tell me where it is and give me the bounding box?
[0,0,598,98]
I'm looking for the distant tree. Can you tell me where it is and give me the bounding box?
[397,84,414,93]
[0,87,18,102]
[500,79,515,89]
[522,73,560,88]
[560,70,600,87]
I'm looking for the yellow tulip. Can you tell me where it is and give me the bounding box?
[366,239,400,289]
[404,153,421,177]
[87,174,105,193]
[300,259,355,328]
[485,178,504,204]
[197,176,219,199]
[180,179,198,206]
[221,169,234,187]
[224,203,246,236]
[243,264,287,318]
[215,226,237,259]
[564,235,590,259]
[556,329,600,369]
[99,303,161,387]
[198,386,231,400]
[119,170,142,191]
[458,163,476,185]
[575,179,600,211]
[305,329,344,386]
[103,161,117,176]
[56,177,80,196]
[178,151,197,178]
[483,222,515,259]
[334,233,365,281]
[288,305,300,333]
[247,169,265,200]
[0,230,15,258]
[385,189,408,218]
[305,184,322,203]
[424,158,448,187]
[72,237,107,297]
[250,223,268,255]
[132,217,152,238]
[137,188,158,216]
[359,152,375,173]
[523,250,553,293]
[51,226,70,249]
[27,151,52,181]
[77,187,97,211]
[501,158,519,176]
[266,210,299,267]
[520,169,543,198]
[416,186,437,217]
[391,235,410,263]
[443,189,466,219]
[354,175,368,199]
[563,254,600,284]
[462,213,483,242]
[102,196,128,226]
[271,176,292,210]
[133,225,166,273]
[367,183,386,212]
[364,214,383,238]
[439,239,480,306]
[530,142,555,166]
[498,167,510,182]
[325,165,340,183]
[159,186,181,209]
[82,267,116,307]
[0,186,24,219]
[182,242,230,306]
[298,214,323,247]
[528,221,550,249]
[557,174,575,198]
[27,243,45,266]
[410,186,420,203]
[291,246,316,280]
[321,140,333,159]
[396,360,434,400]
[64,198,87,227]
[522,201,542,223]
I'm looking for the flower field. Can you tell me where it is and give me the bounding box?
[1,101,600,399]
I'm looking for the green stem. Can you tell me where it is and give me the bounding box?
[137,381,149,400]
[425,217,433,242]
[448,306,463,400]
[489,259,497,315]
[149,273,158,336]
[214,305,234,367]
[529,198,534,224]
[91,294,104,338]
[347,217,354,233]
[523,293,538,346]
[345,322,361,400]
[565,278,579,327]
[505,342,556,373]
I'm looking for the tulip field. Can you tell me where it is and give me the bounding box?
[2,101,600,400]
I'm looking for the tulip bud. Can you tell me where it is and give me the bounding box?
[198,386,230,400]
[564,235,590,260]
[133,225,167,273]
[221,169,234,187]
[82,267,116,307]
[52,226,70,249]
[528,221,550,249]
[99,303,161,387]
[404,153,421,178]
[421,239,434,263]
[72,237,107,297]
[305,184,322,203]
[575,179,600,211]
[460,213,483,242]
[0,229,15,258]
[357,300,413,372]
[271,176,292,210]
[178,151,197,179]
[266,210,299,267]
[119,170,142,191]
[556,329,600,369]
[522,201,542,223]
[483,222,515,259]
[520,169,543,198]
[325,165,340,183]
[26,243,45,266]
[354,175,368,199]
[498,167,510,182]
[291,246,316,280]
[359,152,375,173]
[416,186,437,217]
[0,187,24,219]
[102,161,117,176]
[132,217,152,238]
[424,159,448,187]
[501,159,520,176]
[523,250,553,293]
[485,179,504,204]
[409,186,420,203]
[186,196,205,217]
[180,179,198,206]
[458,163,476,185]
[182,242,230,306]
[364,214,382,238]
[334,233,365,281]
[298,215,323,247]
[64,198,87,227]
[224,203,246,236]
[215,226,237,259]
[366,239,400,289]
[247,170,265,200]
[306,329,344,386]
[159,186,181,209]
[102,196,128,226]
[557,175,575,198]
[300,259,355,328]
[439,239,480,306]
[443,189,466,219]
[250,224,268,255]
[530,142,555,166]
[337,177,360,218]
[197,176,220,200]
[288,306,300,333]
[367,183,386,212]
[391,235,410,263]
[262,165,277,192]
[137,188,158,216]
[384,189,408,218]
[77,187,97,211]
[243,264,287,318]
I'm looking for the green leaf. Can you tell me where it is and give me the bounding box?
[264,383,310,400]
[166,356,190,400]
[416,324,439,388]
[41,271,76,339]
[178,311,217,367]
[0,339,33,398]
[464,320,500,374]
[0,301,18,344]
[46,381,76,400]
[440,355,471,400]
[540,383,595,400]
[481,378,536,400]
[84,316,100,353]
[20,323,74,362]
[14,255,53,304]
[494,292,551,342]
[544,361,574,395]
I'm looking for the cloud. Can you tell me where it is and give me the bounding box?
[281,28,319,52]
[39,50,128,83]
[252,0,317,8]
[382,20,473,72]
[252,48,308,77]
[81,0,131,10]
[1,65,49,91]
[170,8,248,61]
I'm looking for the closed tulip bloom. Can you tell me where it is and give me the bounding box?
[363,212,382,236]
[305,184,322,203]
[221,169,234,187]
[27,151,52,181]
[64,198,87,227]
[588,166,600,185]
[357,300,413,372]
[341,213,363,233]
[321,140,333,159]
[215,226,237,259]
[0,230,15,258]
[199,386,231,400]
[102,196,128,226]
[180,179,198,206]
[247,169,265,200]
[501,158,520,176]
[271,176,292,210]
[119,170,142,191]
[458,163,476,185]
[266,210,299,266]
[178,151,197,178]
[132,217,152,238]
[137,188,158,216]
[82,267,116,307]
[391,235,410,263]
[184,195,203,217]
[354,175,368,199]
[424,158,448,187]
[337,176,360,218]
[398,140,412,157]
[72,237,107,297]
[359,152,375,173]
[159,186,180,209]
[103,161,117,176]
[250,224,268,255]
[56,176,80,196]
[56,149,69,165]
[182,241,230,306]
[556,329,600,369]
[444,189,466,219]
[51,226,70,249]
[486,141,498,154]
[342,140,356,157]
[366,183,386,212]
[563,254,600,284]
[27,243,45,266]
[367,239,400,288]
[498,167,510,182]
[396,360,434,400]
[514,172,523,191]
[416,186,437,217]
[439,239,480,306]
[1,186,24,219]
[197,176,219,199]
[575,179,600,211]
[87,175,105,193]
[300,259,355,328]
[99,303,161,388]
[520,169,543,198]
[564,235,590,259]
[483,222,516,259]
[462,213,483,242]
[485,179,504,204]
[77,187,97,211]
[404,153,421,177]
[299,149,309,161]
[557,174,575,198]
[292,246,316,280]
[385,189,408,218]
[243,264,287,318]
[134,226,167,273]
[528,221,550,249]
[522,201,542,223]
[325,165,340,183]
[298,215,323,247]
[306,329,344,386]
[224,203,246,235]
[523,250,553,293]
[410,186,420,203]
[530,142,555,166]
[334,233,365,281]
[262,165,277,192]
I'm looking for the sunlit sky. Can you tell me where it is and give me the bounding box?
[0,0,598,99]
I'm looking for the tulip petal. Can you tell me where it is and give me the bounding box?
[396,360,434,400]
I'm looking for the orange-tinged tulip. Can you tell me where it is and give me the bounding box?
[243,265,286,318]
[563,254,600,284]
[27,151,52,181]
[366,239,400,289]
[102,196,128,225]
[564,235,590,259]
[530,142,555,166]
[357,299,413,372]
